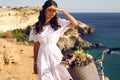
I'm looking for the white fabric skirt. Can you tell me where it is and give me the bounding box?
[37,44,73,80]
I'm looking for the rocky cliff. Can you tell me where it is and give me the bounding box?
[0,6,103,52]
[0,6,41,32]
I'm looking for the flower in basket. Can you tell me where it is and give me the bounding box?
[61,49,93,68]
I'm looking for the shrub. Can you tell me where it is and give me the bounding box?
[0,26,32,44]
[11,26,31,42]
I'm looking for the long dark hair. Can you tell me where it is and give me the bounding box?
[34,0,61,34]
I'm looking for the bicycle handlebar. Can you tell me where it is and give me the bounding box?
[102,48,120,54]
[109,48,120,50]
[101,47,120,60]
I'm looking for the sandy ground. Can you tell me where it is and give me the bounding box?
[0,38,37,80]
[0,38,109,80]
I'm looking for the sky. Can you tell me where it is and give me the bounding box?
[0,0,120,12]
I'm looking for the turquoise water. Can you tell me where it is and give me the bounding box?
[58,13,120,80]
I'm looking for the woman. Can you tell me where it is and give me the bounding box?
[29,0,78,80]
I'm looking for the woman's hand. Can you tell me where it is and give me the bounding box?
[48,6,64,12]
[49,6,78,27]
[33,64,38,74]
[55,8,64,12]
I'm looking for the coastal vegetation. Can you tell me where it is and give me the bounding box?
[0,26,31,42]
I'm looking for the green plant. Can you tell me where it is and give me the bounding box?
[11,26,31,42]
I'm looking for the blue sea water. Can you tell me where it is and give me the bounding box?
[58,13,120,80]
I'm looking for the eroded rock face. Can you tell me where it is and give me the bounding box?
[57,24,103,53]
[0,6,103,53]
[57,27,93,53]
[0,6,94,34]
[0,6,41,32]
[77,21,95,35]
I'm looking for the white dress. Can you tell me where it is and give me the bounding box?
[29,19,73,80]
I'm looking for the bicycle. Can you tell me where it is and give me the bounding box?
[94,48,120,80]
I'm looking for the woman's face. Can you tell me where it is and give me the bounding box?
[45,5,57,20]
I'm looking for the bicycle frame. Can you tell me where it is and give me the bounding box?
[95,48,120,80]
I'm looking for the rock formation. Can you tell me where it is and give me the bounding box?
[0,6,104,52]
[0,6,41,32]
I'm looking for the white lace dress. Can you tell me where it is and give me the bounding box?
[29,19,73,80]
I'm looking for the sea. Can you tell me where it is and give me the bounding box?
[58,12,120,80]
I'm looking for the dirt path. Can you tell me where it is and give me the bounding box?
[0,38,37,80]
